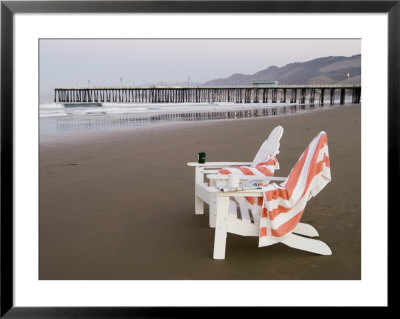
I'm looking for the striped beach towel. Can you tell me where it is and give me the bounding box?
[218,154,280,222]
[258,131,331,247]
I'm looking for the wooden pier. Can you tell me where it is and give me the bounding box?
[54,85,361,105]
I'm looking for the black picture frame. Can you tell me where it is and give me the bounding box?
[1,1,396,317]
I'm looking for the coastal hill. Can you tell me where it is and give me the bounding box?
[203,54,361,86]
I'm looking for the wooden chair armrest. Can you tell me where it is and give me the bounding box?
[207,186,264,197]
[206,174,287,182]
[187,161,252,168]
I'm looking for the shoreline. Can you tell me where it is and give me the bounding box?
[40,102,353,141]
[40,104,361,280]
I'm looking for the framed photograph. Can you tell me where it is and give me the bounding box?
[1,0,395,317]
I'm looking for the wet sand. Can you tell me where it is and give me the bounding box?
[39,104,361,280]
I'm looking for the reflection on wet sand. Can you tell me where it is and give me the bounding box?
[54,104,327,133]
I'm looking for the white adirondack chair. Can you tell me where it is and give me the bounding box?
[206,131,332,259]
[187,126,284,227]
[208,186,331,259]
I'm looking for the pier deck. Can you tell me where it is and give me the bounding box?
[54,85,361,105]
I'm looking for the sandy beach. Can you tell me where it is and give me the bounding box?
[39,104,361,280]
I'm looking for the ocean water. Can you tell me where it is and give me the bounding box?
[39,100,351,136]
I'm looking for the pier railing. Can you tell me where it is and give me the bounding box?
[54,85,361,105]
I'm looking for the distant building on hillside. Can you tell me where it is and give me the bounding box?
[252,81,279,87]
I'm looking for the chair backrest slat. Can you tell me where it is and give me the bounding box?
[251,126,284,167]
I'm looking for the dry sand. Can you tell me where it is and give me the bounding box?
[39,104,361,280]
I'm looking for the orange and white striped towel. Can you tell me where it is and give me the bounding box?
[218,155,280,220]
[259,131,331,247]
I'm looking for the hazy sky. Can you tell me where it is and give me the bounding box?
[40,39,360,103]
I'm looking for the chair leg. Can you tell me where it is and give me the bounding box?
[195,196,204,215]
[280,233,332,255]
[293,222,319,237]
[209,193,216,228]
[209,179,225,228]
[213,196,230,259]
[195,166,205,215]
